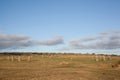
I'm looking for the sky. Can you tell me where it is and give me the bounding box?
[0,0,120,54]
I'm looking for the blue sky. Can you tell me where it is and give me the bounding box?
[0,0,120,54]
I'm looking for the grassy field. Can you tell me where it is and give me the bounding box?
[0,53,120,80]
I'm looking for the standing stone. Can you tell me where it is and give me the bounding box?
[103,55,106,61]
[108,55,112,60]
[27,56,31,61]
[11,56,14,62]
[17,56,21,62]
[7,56,10,60]
[95,55,99,61]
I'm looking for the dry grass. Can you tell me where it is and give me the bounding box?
[0,53,120,80]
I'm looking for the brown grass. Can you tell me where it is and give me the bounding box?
[0,53,120,80]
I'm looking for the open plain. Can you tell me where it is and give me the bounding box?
[0,53,120,80]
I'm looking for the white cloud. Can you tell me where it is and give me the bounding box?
[37,36,64,45]
[70,36,101,43]
[69,31,120,49]
[100,32,109,35]
[0,33,64,50]
[1,30,120,51]
[0,33,32,49]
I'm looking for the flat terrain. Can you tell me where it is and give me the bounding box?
[0,53,120,80]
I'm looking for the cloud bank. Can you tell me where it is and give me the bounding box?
[0,34,32,49]
[0,33,63,49]
[69,31,120,49]
[0,30,120,50]
[37,36,64,45]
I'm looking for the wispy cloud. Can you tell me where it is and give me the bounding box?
[37,36,64,46]
[70,36,102,43]
[69,31,120,49]
[0,34,64,50]
[1,30,120,51]
[0,33,32,49]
